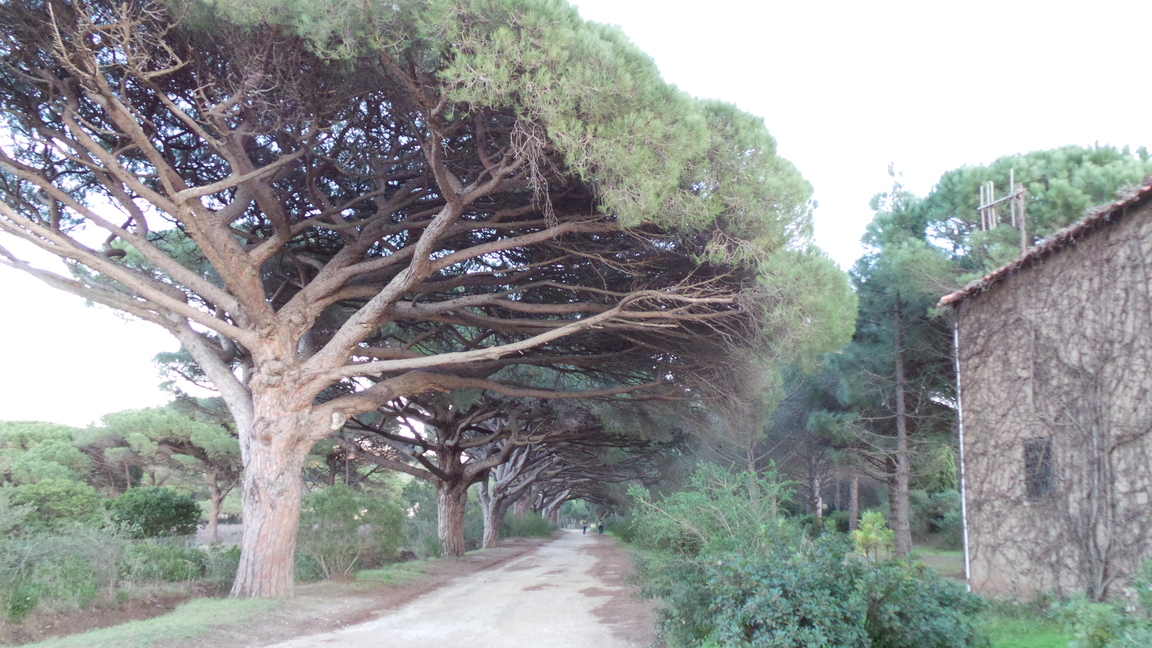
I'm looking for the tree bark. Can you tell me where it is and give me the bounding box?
[513,496,530,520]
[230,422,309,598]
[207,477,222,544]
[481,496,508,549]
[437,481,470,557]
[892,302,913,558]
[849,474,860,533]
[809,453,823,519]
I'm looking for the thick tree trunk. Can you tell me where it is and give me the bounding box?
[437,482,470,557]
[849,474,860,532]
[892,304,913,558]
[230,427,308,598]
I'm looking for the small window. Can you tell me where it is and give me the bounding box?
[1024,438,1053,499]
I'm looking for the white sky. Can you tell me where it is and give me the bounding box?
[1,0,1150,426]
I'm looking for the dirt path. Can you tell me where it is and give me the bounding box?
[263,530,656,648]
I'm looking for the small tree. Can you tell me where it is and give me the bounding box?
[852,510,894,561]
[296,483,404,580]
[109,487,199,538]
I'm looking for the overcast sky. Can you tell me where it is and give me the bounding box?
[1,0,1149,426]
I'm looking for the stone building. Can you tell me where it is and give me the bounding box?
[939,182,1152,600]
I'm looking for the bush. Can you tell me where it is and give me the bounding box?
[826,509,851,533]
[109,487,200,538]
[629,464,988,648]
[605,514,637,544]
[1054,560,1152,648]
[910,489,963,549]
[649,535,988,648]
[121,542,206,582]
[202,544,240,586]
[401,480,441,559]
[501,511,556,538]
[10,478,103,531]
[296,483,404,579]
[0,523,127,619]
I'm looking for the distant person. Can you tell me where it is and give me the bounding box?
[598,523,604,535]
[582,523,588,535]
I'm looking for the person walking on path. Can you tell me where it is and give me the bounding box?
[598,523,604,535]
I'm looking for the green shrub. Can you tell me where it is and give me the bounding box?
[202,544,240,586]
[401,480,441,559]
[650,535,988,648]
[1054,562,1152,648]
[501,511,556,538]
[296,483,404,579]
[294,552,324,583]
[629,464,989,648]
[109,487,200,538]
[0,523,127,619]
[10,478,103,531]
[121,542,206,582]
[32,554,99,607]
[5,580,38,622]
[910,489,963,549]
[826,509,851,533]
[852,510,895,561]
[605,514,637,543]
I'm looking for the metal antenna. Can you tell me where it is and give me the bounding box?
[976,168,1028,255]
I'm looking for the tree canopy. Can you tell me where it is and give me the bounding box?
[0,0,848,596]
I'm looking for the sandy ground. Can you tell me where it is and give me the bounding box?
[263,530,656,648]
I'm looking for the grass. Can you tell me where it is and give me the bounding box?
[19,560,431,648]
[356,559,432,586]
[982,611,1071,648]
[912,546,966,579]
[21,598,283,648]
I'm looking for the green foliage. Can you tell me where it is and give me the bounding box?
[605,514,637,543]
[10,479,103,531]
[852,510,895,561]
[197,0,813,262]
[201,544,240,586]
[0,523,126,620]
[0,422,89,489]
[9,440,92,485]
[108,487,200,538]
[1052,560,1152,648]
[296,483,405,579]
[120,543,206,582]
[500,511,556,538]
[698,537,987,648]
[922,145,1152,273]
[910,489,963,549]
[401,480,442,559]
[629,463,796,559]
[629,464,987,648]
[95,407,241,493]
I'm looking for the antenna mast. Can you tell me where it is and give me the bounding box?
[977,168,1028,255]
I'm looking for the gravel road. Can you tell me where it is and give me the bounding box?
[264,529,657,648]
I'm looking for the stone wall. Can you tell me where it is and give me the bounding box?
[957,199,1152,600]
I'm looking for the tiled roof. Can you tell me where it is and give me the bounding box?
[937,181,1152,309]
